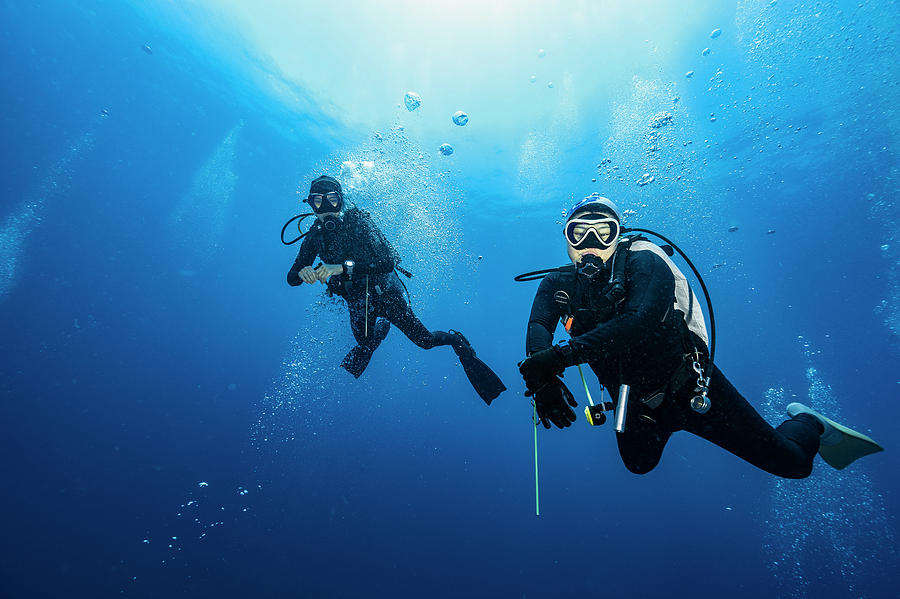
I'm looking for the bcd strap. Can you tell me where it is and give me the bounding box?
[605,238,631,305]
[589,240,631,318]
[560,239,633,333]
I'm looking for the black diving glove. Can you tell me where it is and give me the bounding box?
[518,346,567,390]
[526,376,578,429]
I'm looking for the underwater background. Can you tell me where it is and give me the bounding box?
[1,0,898,597]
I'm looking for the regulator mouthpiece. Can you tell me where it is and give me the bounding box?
[321,214,341,231]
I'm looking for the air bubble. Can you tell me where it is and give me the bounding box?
[403,91,421,111]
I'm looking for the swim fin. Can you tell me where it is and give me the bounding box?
[786,402,884,469]
[448,330,506,405]
[341,319,390,378]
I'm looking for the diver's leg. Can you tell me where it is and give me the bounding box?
[616,403,672,474]
[340,299,390,378]
[680,365,821,479]
[381,292,452,349]
[345,295,391,347]
[381,290,506,403]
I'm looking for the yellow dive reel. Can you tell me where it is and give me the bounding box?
[578,364,630,432]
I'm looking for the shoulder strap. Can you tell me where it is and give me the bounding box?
[628,239,709,350]
[610,237,631,285]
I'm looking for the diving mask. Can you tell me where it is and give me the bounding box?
[564,214,620,250]
[307,191,343,213]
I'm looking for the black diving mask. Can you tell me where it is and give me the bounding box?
[307,191,343,213]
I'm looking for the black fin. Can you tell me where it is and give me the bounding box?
[340,320,390,378]
[449,330,506,405]
[340,345,375,378]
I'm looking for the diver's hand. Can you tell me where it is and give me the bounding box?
[526,377,578,429]
[519,347,565,389]
[315,263,343,282]
[299,266,317,284]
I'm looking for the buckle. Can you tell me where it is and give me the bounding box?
[642,391,665,410]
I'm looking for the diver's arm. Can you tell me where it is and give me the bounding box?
[525,275,563,354]
[568,251,674,361]
[313,259,392,282]
[287,233,318,286]
[352,258,397,276]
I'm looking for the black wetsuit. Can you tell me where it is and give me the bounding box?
[526,246,823,479]
[287,207,453,360]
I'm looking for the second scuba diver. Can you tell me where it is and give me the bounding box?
[285,175,506,404]
[517,193,883,477]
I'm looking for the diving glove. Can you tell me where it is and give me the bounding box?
[519,346,566,389]
[526,376,578,429]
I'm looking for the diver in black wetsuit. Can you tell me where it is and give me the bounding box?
[286,175,505,404]
[518,194,882,477]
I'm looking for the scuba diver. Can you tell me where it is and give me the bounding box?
[284,175,505,404]
[517,193,883,477]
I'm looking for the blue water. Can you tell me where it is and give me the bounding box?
[1,1,898,597]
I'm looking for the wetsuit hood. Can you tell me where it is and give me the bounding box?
[310,175,343,197]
